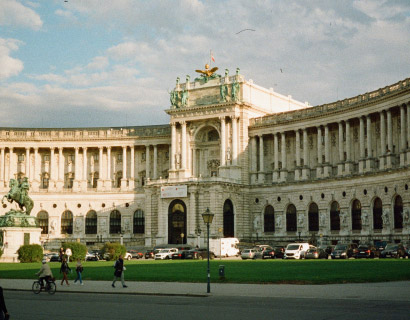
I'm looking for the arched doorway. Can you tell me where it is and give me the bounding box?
[223,200,234,237]
[351,199,362,231]
[308,203,319,232]
[286,204,297,232]
[168,200,187,244]
[330,201,340,231]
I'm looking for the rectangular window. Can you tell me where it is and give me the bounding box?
[44,155,50,161]
[117,154,123,161]
[18,154,25,161]
[69,154,75,162]
[93,154,99,161]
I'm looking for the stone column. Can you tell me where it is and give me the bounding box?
[153,145,158,180]
[366,115,373,172]
[338,122,344,175]
[280,132,287,181]
[407,103,410,165]
[121,146,128,190]
[324,125,330,177]
[8,148,14,181]
[56,147,64,191]
[400,104,406,166]
[273,133,279,181]
[380,111,386,170]
[97,147,104,190]
[359,117,365,173]
[189,189,197,238]
[72,147,80,191]
[82,147,87,190]
[25,147,30,178]
[302,129,309,180]
[386,109,393,168]
[250,136,257,184]
[181,121,187,170]
[171,123,176,171]
[316,126,322,177]
[146,145,151,180]
[0,147,5,187]
[129,146,135,189]
[32,147,40,191]
[345,121,352,174]
[232,116,238,165]
[295,130,301,181]
[220,117,226,166]
[258,135,265,183]
[106,147,111,190]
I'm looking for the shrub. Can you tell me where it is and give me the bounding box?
[0,247,3,259]
[102,242,126,261]
[62,242,87,261]
[17,244,43,263]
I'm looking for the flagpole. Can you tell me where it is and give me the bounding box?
[209,49,212,67]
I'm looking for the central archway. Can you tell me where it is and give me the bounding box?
[223,199,235,237]
[168,199,187,244]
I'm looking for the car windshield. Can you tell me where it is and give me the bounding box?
[307,248,316,252]
[358,246,368,250]
[334,244,347,250]
[243,249,251,253]
[385,244,398,250]
[287,245,300,250]
[158,249,169,253]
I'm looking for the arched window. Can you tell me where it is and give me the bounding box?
[308,203,319,232]
[85,211,97,234]
[110,210,121,234]
[37,211,48,234]
[264,205,275,232]
[351,200,362,230]
[286,204,297,232]
[61,211,73,234]
[223,200,235,237]
[394,196,403,229]
[330,201,340,231]
[133,209,145,234]
[373,198,383,230]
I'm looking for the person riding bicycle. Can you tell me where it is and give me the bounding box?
[36,259,53,288]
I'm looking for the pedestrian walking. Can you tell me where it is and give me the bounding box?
[74,258,83,285]
[0,287,10,320]
[59,247,65,262]
[112,255,127,288]
[60,257,71,286]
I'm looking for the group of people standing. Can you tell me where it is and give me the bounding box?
[58,247,83,286]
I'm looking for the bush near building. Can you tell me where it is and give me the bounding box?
[17,244,43,263]
[102,242,126,261]
[62,242,87,261]
[0,247,3,259]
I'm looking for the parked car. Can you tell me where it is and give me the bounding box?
[90,249,104,260]
[330,243,358,259]
[129,250,144,259]
[171,250,191,259]
[43,252,58,262]
[188,248,215,260]
[49,253,60,262]
[241,248,258,260]
[284,243,310,260]
[145,249,155,259]
[374,240,388,252]
[254,246,273,259]
[305,247,328,259]
[155,248,178,260]
[262,246,285,259]
[124,252,132,260]
[380,243,407,258]
[85,251,100,261]
[354,244,379,259]
[318,245,334,258]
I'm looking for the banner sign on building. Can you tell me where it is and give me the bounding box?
[161,185,188,198]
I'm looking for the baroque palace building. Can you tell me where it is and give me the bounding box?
[1,68,410,249]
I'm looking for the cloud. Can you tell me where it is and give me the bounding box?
[0,0,43,30]
[0,38,24,80]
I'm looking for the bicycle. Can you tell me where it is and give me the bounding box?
[32,278,56,295]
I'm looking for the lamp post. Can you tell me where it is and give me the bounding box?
[202,207,214,294]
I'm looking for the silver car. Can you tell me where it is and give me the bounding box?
[241,248,258,260]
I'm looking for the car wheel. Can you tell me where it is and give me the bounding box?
[127,256,131,260]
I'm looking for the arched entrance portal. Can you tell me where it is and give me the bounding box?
[223,200,234,237]
[168,200,187,244]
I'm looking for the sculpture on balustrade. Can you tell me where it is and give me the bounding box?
[195,64,219,83]
[0,177,37,227]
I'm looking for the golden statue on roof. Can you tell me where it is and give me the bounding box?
[195,64,218,77]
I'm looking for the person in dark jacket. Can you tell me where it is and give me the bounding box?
[60,257,71,286]
[0,286,10,320]
[112,255,127,288]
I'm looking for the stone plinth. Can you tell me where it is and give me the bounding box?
[0,227,42,262]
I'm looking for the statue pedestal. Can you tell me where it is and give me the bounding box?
[0,227,42,262]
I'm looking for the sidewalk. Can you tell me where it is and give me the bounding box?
[1,278,410,301]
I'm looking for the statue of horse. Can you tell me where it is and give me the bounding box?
[1,178,34,215]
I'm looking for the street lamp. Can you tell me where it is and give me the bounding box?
[202,207,214,294]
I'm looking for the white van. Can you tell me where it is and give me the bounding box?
[209,238,240,257]
[284,243,310,260]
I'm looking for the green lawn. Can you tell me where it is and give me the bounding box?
[1,259,409,284]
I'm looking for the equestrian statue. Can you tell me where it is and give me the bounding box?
[1,177,34,215]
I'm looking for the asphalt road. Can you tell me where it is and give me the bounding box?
[3,290,409,320]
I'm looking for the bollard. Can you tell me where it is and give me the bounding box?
[219,265,225,280]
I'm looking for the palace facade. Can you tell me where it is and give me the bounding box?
[1,69,409,249]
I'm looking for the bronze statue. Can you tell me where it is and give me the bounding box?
[1,178,34,215]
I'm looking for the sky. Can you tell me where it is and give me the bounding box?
[0,0,410,128]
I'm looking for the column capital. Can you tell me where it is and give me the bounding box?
[219,116,226,122]
[180,120,186,125]
[82,147,87,151]
[33,147,38,152]
[170,122,177,127]
[106,146,111,151]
